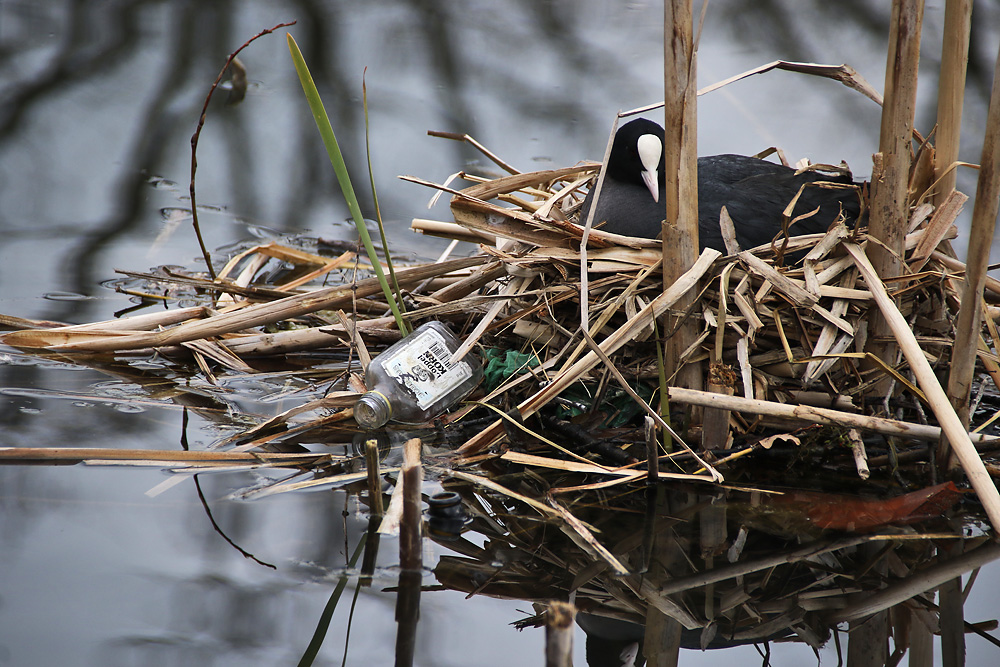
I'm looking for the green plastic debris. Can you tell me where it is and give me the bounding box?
[483,348,654,428]
[483,349,540,391]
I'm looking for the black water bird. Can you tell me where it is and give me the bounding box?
[579,118,863,253]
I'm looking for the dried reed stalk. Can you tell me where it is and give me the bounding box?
[908,190,967,271]
[579,116,621,334]
[54,306,211,332]
[665,386,998,446]
[865,0,924,390]
[399,437,423,572]
[945,37,1000,446]
[846,243,1000,530]
[1,256,484,352]
[545,601,575,667]
[662,0,702,394]
[0,447,336,465]
[377,476,406,536]
[933,0,974,203]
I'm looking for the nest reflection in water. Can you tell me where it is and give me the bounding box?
[430,470,996,661]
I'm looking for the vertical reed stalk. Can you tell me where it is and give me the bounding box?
[394,437,424,667]
[944,37,1000,435]
[937,29,1000,667]
[934,0,973,203]
[545,601,575,667]
[661,0,703,419]
[399,437,424,571]
[365,439,385,517]
[700,377,732,449]
[865,0,924,393]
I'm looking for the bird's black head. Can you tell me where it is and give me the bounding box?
[608,118,663,177]
[607,119,666,203]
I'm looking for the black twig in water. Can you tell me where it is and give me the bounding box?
[193,474,277,570]
[189,21,296,280]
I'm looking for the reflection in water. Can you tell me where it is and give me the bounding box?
[431,479,995,665]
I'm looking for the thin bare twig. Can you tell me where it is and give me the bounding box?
[189,21,296,280]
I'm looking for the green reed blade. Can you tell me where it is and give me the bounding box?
[287,33,408,335]
[363,68,407,318]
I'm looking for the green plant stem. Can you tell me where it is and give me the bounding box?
[362,68,407,317]
[287,33,409,335]
[297,538,366,667]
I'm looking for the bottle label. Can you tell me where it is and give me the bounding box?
[382,327,473,410]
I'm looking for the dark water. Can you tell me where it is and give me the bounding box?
[3,2,1000,665]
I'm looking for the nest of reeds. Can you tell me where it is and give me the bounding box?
[401,148,1000,645]
[406,144,994,460]
[4,127,1000,653]
[3,132,998,478]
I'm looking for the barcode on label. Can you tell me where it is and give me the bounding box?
[427,340,450,366]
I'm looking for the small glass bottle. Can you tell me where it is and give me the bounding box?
[354,321,484,429]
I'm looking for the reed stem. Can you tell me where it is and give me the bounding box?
[287,34,409,335]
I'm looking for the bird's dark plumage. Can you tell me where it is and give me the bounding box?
[579,118,863,253]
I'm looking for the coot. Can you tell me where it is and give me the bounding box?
[579,118,862,253]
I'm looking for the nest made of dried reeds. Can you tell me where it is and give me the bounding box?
[3,124,1000,500]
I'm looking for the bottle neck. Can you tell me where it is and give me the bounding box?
[355,390,392,429]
